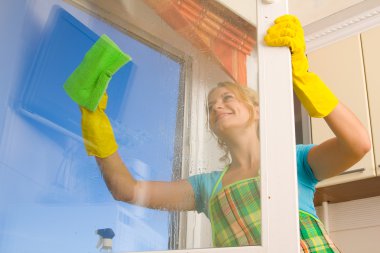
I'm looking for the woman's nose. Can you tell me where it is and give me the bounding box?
[213,100,224,110]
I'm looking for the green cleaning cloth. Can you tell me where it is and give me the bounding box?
[64,34,132,111]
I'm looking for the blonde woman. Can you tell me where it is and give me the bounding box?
[79,15,370,251]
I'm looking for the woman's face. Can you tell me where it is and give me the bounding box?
[208,87,253,137]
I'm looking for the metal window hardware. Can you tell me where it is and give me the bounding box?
[262,0,275,3]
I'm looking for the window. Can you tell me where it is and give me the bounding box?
[0,1,300,252]
[0,3,184,253]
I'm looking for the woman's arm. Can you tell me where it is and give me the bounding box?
[308,103,371,181]
[80,95,196,211]
[264,15,371,181]
[96,152,196,211]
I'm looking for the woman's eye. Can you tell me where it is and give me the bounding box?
[224,95,234,101]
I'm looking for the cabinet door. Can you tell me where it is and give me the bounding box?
[307,35,376,187]
[361,26,380,177]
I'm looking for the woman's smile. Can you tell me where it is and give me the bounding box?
[215,112,233,122]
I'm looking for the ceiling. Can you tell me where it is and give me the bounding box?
[215,0,366,26]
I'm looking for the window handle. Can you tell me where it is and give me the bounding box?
[262,0,275,3]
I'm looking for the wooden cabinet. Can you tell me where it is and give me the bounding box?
[361,26,380,177]
[307,34,376,188]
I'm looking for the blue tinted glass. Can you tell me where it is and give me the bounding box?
[0,2,181,252]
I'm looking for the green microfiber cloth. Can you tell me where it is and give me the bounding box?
[64,34,132,111]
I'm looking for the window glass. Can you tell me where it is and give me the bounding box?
[0,0,261,252]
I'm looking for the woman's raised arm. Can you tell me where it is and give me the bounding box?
[264,15,371,180]
[307,103,371,181]
[80,94,195,211]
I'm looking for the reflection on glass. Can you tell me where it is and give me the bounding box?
[198,82,261,247]
[141,0,261,249]
[0,0,259,252]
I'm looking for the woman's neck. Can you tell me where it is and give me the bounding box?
[224,126,260,174]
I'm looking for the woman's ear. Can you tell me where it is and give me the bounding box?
[253,105,260,120]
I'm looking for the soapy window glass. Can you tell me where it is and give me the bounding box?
[0,0,261,252]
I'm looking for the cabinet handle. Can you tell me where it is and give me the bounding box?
[340,168,365,175]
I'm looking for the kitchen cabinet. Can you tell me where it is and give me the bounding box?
[307,34,376,188]
[361,25,380,177]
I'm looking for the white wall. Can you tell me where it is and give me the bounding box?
[289,0,365,25]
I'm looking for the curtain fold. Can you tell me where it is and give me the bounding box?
[144,0,256,85]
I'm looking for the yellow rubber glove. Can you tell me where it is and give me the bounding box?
[80,93,118,158]
[264,15,338,118]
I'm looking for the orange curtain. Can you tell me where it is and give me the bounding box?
[144,0,256,85]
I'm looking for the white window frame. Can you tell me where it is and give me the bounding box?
[256,1,300,252]
[120,0,300,253]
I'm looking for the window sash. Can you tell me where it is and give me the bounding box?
[120,0,300,252]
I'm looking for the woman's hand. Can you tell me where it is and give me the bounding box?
[80,93,118,158]
[264,15,305,55]
[264,15,338,118]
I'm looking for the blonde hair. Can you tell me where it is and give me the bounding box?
[207,82,259,164]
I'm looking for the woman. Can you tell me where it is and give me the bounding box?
[80,15,370,251]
